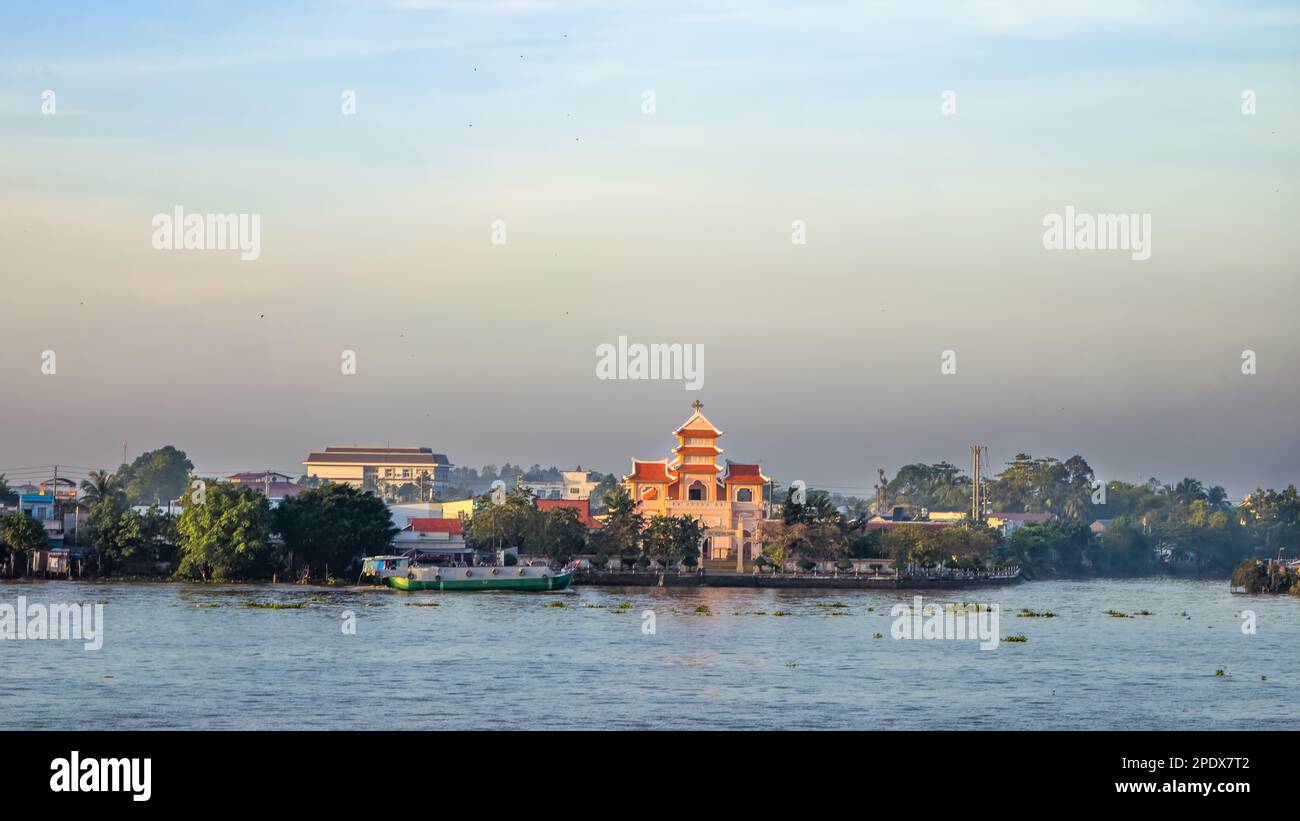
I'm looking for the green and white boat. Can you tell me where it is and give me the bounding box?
[386,564,572,592]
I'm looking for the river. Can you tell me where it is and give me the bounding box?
[1,577,1295,729]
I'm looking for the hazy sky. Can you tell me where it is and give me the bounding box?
[1,1,1297,498]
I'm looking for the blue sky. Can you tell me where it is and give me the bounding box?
[1,1,1298,496]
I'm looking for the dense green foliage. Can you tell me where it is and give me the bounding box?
[117,446,194,506]
[276,483,397,578]
[1230,559,1300,595]
[174,480,277,581]
[0,474,19,506]
[883,524,999,569]
[1,511,50,573]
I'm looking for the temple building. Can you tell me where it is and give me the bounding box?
[624,402,770,571]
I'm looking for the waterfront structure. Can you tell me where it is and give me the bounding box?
[623,402,769,570]
[303,446,451,501]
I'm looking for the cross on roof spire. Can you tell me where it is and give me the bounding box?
[691,400,703,412]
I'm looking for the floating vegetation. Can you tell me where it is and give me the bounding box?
[1104,610,1132,618]
[193,603,221,609]
[751,611,767,616]
[406,602,439,608]
[1002,634,1029,643]
[583,603,604,609]
[364,602,385,607]
[816,602,848,609]
[785,662,797,668]
[829,612,848,616]
[872,632,883,639]
[1017,609,1057,618]
[613,602,632,610]
[948,602,992,614]
[1135,610,1154,616]
[693,605,712,614]
[238,602,304,610]
[1177,611,1190,618]
[1215,668,1226,677]
[867,607,875,612]
[1261,675,1268,681]
[772,610,789,617]
[542,601,567,608]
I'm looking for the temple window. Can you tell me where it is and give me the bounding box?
[736,487,753,502]
[688,481,706,501]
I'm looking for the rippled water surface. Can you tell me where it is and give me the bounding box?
[1,578,1296,729]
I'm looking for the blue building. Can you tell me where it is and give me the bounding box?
[17,494,62,547]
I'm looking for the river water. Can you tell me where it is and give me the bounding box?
[1,577,1296,730]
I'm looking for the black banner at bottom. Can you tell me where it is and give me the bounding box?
[1,730,1288,809]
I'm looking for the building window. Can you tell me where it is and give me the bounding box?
[688,481,706,501]
[641,487,658,501]
[736,487,753,502]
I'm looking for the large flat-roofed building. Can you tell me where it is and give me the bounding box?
[303,446,451,501]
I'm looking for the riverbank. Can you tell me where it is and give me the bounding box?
[573,569,1023,589]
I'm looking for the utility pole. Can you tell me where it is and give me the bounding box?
[970,445,987,522]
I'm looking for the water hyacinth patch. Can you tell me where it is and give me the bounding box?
[1017,609,1057,618]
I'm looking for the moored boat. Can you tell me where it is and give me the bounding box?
[386,564,572,592]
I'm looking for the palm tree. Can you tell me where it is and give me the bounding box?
[1173,478,1205,506]
[1205,485,1230,510]
[79,470,121,508]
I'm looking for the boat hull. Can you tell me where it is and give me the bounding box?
[387,570,572,592]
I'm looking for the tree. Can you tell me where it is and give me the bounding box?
[538,506,588,567]
[673,516,703,567]
[887,462,970,512]
[276,484,397,579]
[1098,516,1153,574]
[120,446,194,505]
[642,514,676,567]
[595,488,643,566]
[1,512,49,575]
[466,487,542,553]
[85,489,135,574]
[641,514,701,568]
[175,481,277,581]
[79,470,120,507]
[0,474,18,506]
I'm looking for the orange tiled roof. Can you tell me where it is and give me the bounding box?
[409,518,462,535]
[627,460,673,482]
[723,462,769,483]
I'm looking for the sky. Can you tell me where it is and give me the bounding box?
[1,0,1297,499]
